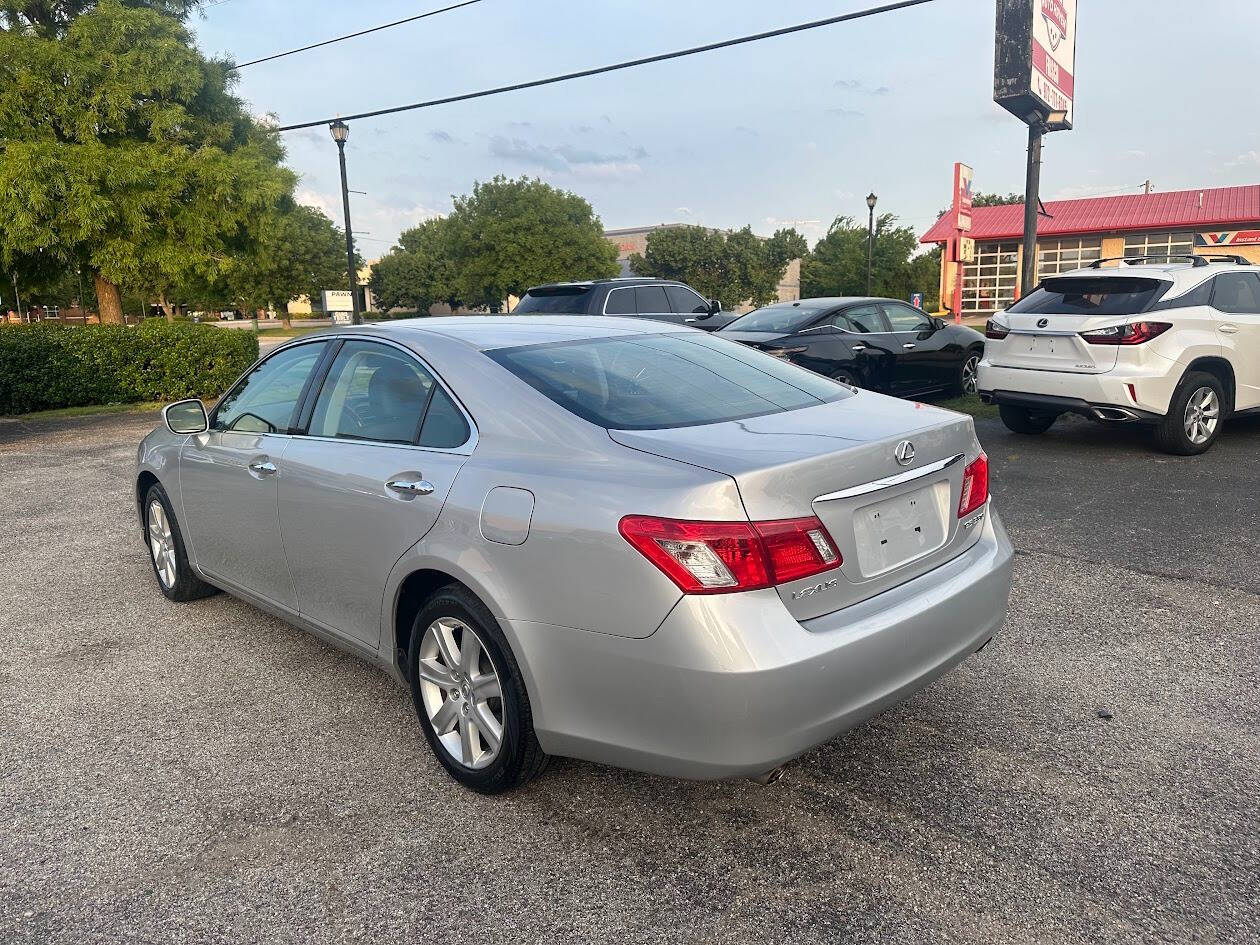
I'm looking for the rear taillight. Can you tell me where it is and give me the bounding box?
[1079,321,1172,345]
[984,319,1009,340]
[958,452,989,519]
[618,514,840,594]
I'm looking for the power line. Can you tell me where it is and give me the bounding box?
[277,0,935,131]
[232,0,484,71]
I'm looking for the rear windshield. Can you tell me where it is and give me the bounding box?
[1008,277,1168,315]
[512,286,592,315]
[725,303,832,334]
[488,332,847,430]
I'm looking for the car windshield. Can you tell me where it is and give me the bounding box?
[512,286,592,315]
[1008,277,1168,315]
[725,303,831,333]
[488,332,848,430]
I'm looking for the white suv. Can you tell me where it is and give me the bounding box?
[978,255,1260,454]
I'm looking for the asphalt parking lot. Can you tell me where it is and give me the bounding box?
[2,408,1258,944]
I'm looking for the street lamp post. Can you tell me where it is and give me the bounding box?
[865,192,878,296]
[329,119,362,326]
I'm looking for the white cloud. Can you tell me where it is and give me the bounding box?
[296,188,336,216]
[1226,151,1260,167]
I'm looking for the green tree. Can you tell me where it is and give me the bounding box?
[444,176,619,308]
[225,205,352,327]
[0,1,200,35]
[802,214,939,310]
[370,217,460,315]
[628,225,806,307]
[0,0,294,323]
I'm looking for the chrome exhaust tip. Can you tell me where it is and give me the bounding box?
[1092,406,1139,422]
[748,765,787,786]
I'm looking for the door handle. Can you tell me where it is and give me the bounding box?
[1219,324,1239,334]
[902,343,917,349]
[387,478,435,497]
[685,318,697,323]
[850,344,867,352]
[248,459,278,475]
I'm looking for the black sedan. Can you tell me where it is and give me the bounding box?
[718,297,985,397]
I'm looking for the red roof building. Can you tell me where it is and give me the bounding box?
[921,184,1260,317]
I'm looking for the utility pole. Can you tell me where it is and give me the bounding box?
[1142,179,1153,195]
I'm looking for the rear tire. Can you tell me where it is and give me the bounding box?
[1154,371,1225,455]
[954,347,983,395]
[833,370,859,389]
[999,404,1058,435]
[407,585,548,794]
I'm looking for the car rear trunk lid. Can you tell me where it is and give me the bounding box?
[609,394,984,622]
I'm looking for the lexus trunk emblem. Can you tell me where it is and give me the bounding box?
[1037,317,1050,328]
[894,440,916,466]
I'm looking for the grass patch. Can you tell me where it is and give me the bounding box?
[930,393,999,420]
[4,400,165,421]
[254,326,329,338]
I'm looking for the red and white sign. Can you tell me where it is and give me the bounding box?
[1031,0,1076,123]
[1197,230,1260,247]
[953,162,974,232]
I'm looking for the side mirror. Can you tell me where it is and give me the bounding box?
[707,299,722,315]
[164,399,208,435]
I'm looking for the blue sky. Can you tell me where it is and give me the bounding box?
[193,0,1260,257]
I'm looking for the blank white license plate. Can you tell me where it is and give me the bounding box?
[852,481,950,577]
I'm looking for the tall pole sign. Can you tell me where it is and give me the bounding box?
[950,163,974,323]
[994,0,1077,301]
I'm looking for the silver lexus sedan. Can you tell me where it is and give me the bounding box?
[136,317,1014,793]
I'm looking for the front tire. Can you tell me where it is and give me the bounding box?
[144,483,216,602]
[999,404,1058,435]
[1155,371,1225,455]
[407,585,548,793]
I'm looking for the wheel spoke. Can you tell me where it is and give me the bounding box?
[458,716,476,763]
[459,631,481,676]
[471,704,502,752]
[470,673,500,701]
[431,699,459,735]
[416,658,455,688]
[433,620,461,670]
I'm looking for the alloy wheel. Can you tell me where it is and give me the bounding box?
[416,618,504,770]
[962,355,980,394]
[1182,386,1220,446]
[147,500,177,588]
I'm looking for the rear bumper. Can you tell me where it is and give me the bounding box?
[980,389,1161,423]
[507,505,1014,780]
[977,360,1178,417]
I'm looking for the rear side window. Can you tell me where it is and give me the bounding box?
[1211,272,1260,314]
[513,286,592,314]
[635,285,670,314]
[604,287,635,315]
[1008,277,1169,315]
[488,332,847,430]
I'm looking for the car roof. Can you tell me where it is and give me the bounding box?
[369,315,693,350]
[1049,259,1256,295]
[524,278,687,291]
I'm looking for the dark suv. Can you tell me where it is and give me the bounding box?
[512,278,737,330]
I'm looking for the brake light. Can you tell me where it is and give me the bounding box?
[958,452,989,519]
[1079,321,1172,345]
[984,319,1009,340]
[618,515,840,594]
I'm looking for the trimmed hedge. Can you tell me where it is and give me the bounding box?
[0,321,259,414]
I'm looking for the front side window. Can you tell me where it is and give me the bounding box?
[1008,277,1169,315]
[1210,272,1260,314]
[882,302,934,332]
[489,332,847,430]
[665,285,709,314]
[308,340,468,448]
[212,342,327,434]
